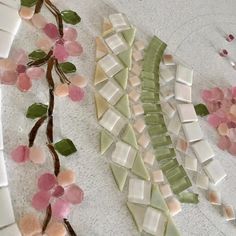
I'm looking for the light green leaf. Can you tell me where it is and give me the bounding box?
[21,0,37,7]
[194,103,209,117]
[61,10,81,25]
[59,62,76,74]
[26,103,48,119]
[54,139,77,156]
[28,50,47,60]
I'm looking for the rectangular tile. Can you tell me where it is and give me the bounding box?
[0,151,8,187]
[0,30,14,58]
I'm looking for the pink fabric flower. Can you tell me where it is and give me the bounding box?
[0,49,45,92]
[37,24,83,62]
[32,172,84,219]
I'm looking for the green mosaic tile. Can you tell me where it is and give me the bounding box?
[147,125,167,137]
[160,158,179,173]
[165,218,181,236]
[141,91,159,103]
[143,103,162,114]
[178,192,199,204]
[114,68,128,89]
[142,80,156,92]
[115,94,131,118]
[122,124,138,149]
[152,135,172,148]
[131,153,150,180]
[155,147,176,161]
[145,114,164,125]
[118,48,132,69]
[171,176,192,194]
[100,130,113,155]
[166,165,187,184]
[122,27,136,46]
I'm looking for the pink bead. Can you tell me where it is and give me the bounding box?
[10,48,28,65]
[64,41,83,56]
[68,85,85,102]
[45,222,66,236]
[31,13,47,29]
[63,27,78,41]
[29,146,46,164]
[32,191,51,211]
[64,184,84,205]
[52,185,65,198]
[0,71,17,85]
[226,34,234,42]
[16,64,26,74]
[217,123,228,136]
[217,136,230,150]
[11,145,29,163]
[70,75,87,88]
[26,67,45,80]
[43,23,59,40]
[57,170,76,187]
[36,37,54,53]
[52,199,70,219]
[228,142,236,155]
[38,173,57,191]
[19,6,34,20]
[0,59,17,71]
[54,84,69,97]
[17,73,32,92]
[208,114,222,128]
[53,44,69,62]
[219,49,228,57]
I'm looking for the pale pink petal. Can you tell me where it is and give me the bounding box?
[0,59,17,71]
[52,185,65,198]
[0,71,18,85]
[57,169,76,187]
[68,85,85,102]
[70,75,87,88]
[230,104,236,117]
[19,6,34,20]
[207,114,222,128]
[64,41,83,56]
[217,123,229,136]
[43,23,59,40]
[228,142,236,155]
[32,191,51,211]
[63,27,78,41]
[29,146,46,164]
[19,214,41,236]
[26,67,45,80]
[54,84,69,97]
[45,222,66,236]
[222,88,232,99]
[31,13,47,29]
[227,128,236,142]
[38,173,57,191]
[11,145,29,163]
[51,199,70,219]
[17,73,32,92]
[36,37,54,53]
[217,136,230,150]
[16,64,26,74]
[64,184,84,205]
[232,87,236,97]
[201,90,212,102]
[53,44,69,62]
[10,48,28,65]
[211,87,224,101]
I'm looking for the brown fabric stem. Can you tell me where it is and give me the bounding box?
[28,116,47,147]
[63,219,77,236]
[47,144,60,176]
[54,60,71,84]
[27,50,53,67]
[46,116,53,143]
[42,204,52,233]
[35,0,44,14]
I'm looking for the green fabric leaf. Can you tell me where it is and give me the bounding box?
[194,104,209,117]
[26,103,48,119]
[28,50,47,60]
[59,62,76,74]
[54,139,77,156]
[21,0,37,7]
[61,10,81,25]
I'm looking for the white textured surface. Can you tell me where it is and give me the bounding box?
[3,0,236,235]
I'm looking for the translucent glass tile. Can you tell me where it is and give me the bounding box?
[177,104,198,123]
[0,30,14,58]
[99,80,122,105]
[160,184,172,198]
[129,89,140,102]
[166,197,182,216]
[112,141,137,168]
[175,82,192,103]
[176,64,193,86]
[182,122,203,142]
[105,33,128,55]
[178,192,199,204]
[160,86,174,101]
[0,151,8,187]
[138,133,150,148]
[192,140,214,163]
[144,151,155,166]
[162,54,175,66]
[131,63,142,76]
[152,170,164,183]
[0,223,21,236]
[208,190,221,205]
[160,68,175,83]
[129,75,141,87]
[222,205,235,221]
[133,49,143,62]
[162,102,176,118]
[109,13,130,31]
[133,104,144,116]
[196,173,209,190]
[98,54,123,77]
[167,114,181,136]
[134,40,145,51]
[133,119,146,134]
[185,156,197,171]
[176,138,188,154]
[128,178,151,205]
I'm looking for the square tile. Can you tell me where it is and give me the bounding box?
[162,102,176,118]
[196,173,209,190]
[144,151,155,166]
[204,160,226,184]
[109,13,130,31]
[222,205,235,221]
[160,86,174,100]
[175,82,192,103]
[192,140,214,163]
[105,33,128,54]
[138,133,150,148]
[131,63,142,76]
[185,156,197,171]
[0,30,14,58]
[176,64,193,86]
[177,104,198,123]
[112,141,137,168]
[133,104,144,116]
[133,49,143,62]
[128,89,140,102]
[128,178,151,205]
[176,138,188,153]
[0,187,15,227]
[152,170,164,183]
[208,191,221,205]
[134,40,145,51]
[98,54,123,77]
[0,151,8,187]
[160,184,172,198]
[162,54,175,66]
[167,114,181,136]
[99,80,122,105]
[133,119,146,133]
[143,207,166,235]
[166,197,182,216]
[160,68,175,83]
[129,75,141,87]
[182,122,203,142]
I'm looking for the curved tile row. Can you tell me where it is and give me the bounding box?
[94,14,180,236]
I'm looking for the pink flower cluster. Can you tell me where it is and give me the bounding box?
[202,87,236,155]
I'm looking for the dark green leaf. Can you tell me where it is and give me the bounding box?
[59,62,76,74]
[21,0,37,7]
[61,10,81,25]
[54,139,77,156]
[28,50,47,61]
[26,103,48,119]
[194,104,209,117]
